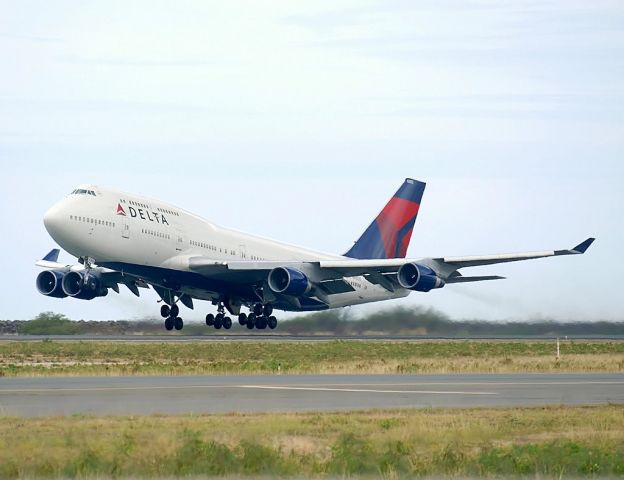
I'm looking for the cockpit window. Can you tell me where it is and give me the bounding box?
[70,189,96,196]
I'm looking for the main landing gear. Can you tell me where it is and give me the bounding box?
[238,303,277,330]
[205,303,232,330]
[161,303,183,331]
[204,303,278,331]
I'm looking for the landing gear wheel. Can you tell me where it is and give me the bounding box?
[223,316,232,329]
[170,304,179,318]
[214,314,223,329]
[256,316,268,330]
[253,303,263,316]
[164,317,174,331]
[246,313,256,330]
[263,305,273,317]
[238,313,247,325]
[174,317,184,331]
[160,305,171,318]
[205,313,215,326]
[267,316,277,330]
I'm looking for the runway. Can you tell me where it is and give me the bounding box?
[1,373,622,417]
[2,334,623,342]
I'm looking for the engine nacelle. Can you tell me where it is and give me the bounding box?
[61,271,108,300]
[268,267,312,296]
[36,270,68,298]
[397,263,445,292]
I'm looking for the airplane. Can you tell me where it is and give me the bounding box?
[36,179,594,331]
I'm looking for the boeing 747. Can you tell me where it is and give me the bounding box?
[36,179,594,331]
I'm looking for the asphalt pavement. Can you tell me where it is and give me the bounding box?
[1,373,622,417]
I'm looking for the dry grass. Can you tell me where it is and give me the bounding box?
[0,405,622,477]
[0,340,623,377]
[314,353,624,374]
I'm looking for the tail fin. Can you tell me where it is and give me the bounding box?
[344,178,425,259]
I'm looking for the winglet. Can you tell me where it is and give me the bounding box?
[571,238,595,254]
[42,249,60,262]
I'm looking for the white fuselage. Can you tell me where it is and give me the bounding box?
[43,185,409,310]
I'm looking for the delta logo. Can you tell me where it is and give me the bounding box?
[115,203,169,225]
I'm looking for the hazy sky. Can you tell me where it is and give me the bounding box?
[1,1,623,322]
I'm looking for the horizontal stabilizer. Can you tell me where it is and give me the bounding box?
[42,249,60,262]
[445,275,506,284]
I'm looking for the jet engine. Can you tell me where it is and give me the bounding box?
[61,271,108,300]
[397,263,445,292]
[35,270,68,298]
[268,267,312,296]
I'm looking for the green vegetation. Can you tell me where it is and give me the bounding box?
[3,306,624,336]
[1,339,622,376]
[283,306,624,336]
[0,405,622,477]
[16,312,80,335]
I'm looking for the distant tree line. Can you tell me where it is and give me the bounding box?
[281,307,624,336]
[0,309,622,336]
[0,307,624,337]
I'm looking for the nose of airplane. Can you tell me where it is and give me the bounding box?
[43,203,64,239]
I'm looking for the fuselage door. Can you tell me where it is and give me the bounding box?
[175,228,184,251]
[121,218,130,239]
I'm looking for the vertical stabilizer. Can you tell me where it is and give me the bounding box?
[344,178,425,259]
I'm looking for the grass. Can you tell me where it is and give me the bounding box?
[1,340,623,377]
[0,405,622,477]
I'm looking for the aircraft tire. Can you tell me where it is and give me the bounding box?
[174,317,184,330]
[164,317,174,331]
[268,316,277,329]
[238,313,247,325]
[205,313,214,326]
[253,303,263,316]
[160,305,171,318]
[263,304,273,316]
[223,316,232,329]
[256,316,268,330]
[170,304,179,318]
[214,316,223,329]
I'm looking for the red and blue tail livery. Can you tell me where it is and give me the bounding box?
[345,178,426,259]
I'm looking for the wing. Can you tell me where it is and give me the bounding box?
[317,238,595,283]
[184,238,594,299]
[38,237,592,309]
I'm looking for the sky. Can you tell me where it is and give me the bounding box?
[1,0,623,322]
